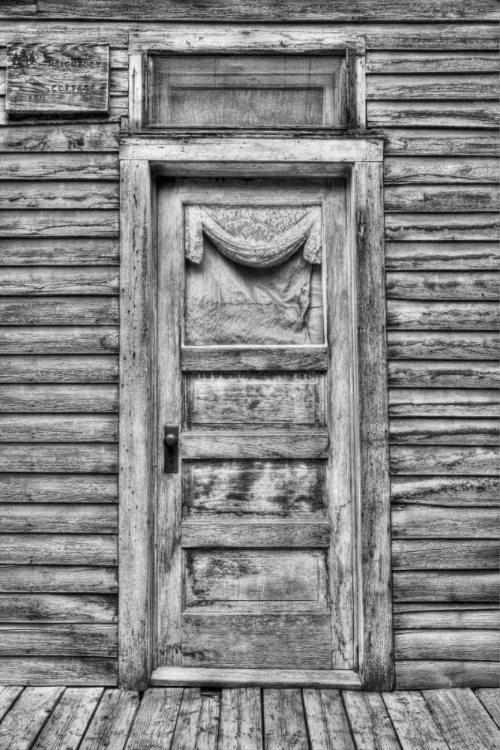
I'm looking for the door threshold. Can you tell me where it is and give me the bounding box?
[151,667,362,689]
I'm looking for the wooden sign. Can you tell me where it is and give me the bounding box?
[6,43,109,114]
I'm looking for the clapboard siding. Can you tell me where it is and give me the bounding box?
[0,15,498,691]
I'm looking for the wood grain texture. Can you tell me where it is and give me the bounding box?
[394,606,500,631]
[0,566,118,594]
[396,661,500,689]
[367,52,500,74]
[388,361,500,389]
[31,687,103,750]
[395,631,499,662]
[0,658,117,686]
[124,688,183,750]
[387,332,499,360]
[385,185,499,213]
[423,688,500,749]
[389,388,500,417]
[79,689,139,750]
[0,504,117,533]
[218,688,263,750]
[0,356,119,383]
[150,667,361,689]
[0,153,118,179]
[181,346,328,372]
[475,688,500,728]
[0,328,119,354]
[391,476,499,506]
[0,384,118,412]
[392,506,499,538]
[0,210,118,237]
[393,571,499,603]
[0,238,119,265]
[0,685,23,722]
[0,686,64,747]
[182,520,330,548]
[0,624,117,657]
[343,691,401,750]
[182,432,329,460]
[385,214,499,242]
[0,297,119,325]
[390,445,500,475]
[0,534,117,565]
[387,300,499,330]
[34,1,500,21]
[0,122,119,151]
[368,74,499,100]
[0,182,118,210]
[385,242,500,271]
[382,691,449,750]
[0,474,117,503]
[384,130,500,157]
[389,418,499,445]
[0,444,118,473]
[303,688,355,750]
[369,102,500,129]
[118,159,152,690]
[263,689,308,750]
[384,157,499,184]
[392,540,500,570]
[0,593,117,622]
[0,414,118,442]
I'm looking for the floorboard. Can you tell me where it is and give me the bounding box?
[0,686,497,749]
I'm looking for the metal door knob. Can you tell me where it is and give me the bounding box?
[164,433,178,448]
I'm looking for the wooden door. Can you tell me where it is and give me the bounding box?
[155,177,357,677]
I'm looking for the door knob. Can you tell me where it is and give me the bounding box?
[164,426,179,472]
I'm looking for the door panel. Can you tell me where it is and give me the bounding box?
[156,177,355,672]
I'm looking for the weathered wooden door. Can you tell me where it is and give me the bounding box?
[155,176,357,679]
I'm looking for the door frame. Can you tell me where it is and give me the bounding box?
[118,136,393,691]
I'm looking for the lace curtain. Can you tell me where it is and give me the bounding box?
[184,205,324,346]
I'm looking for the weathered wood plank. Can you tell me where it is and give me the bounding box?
[368,74,499,100]
[369,102,500,129]
[390,445,500,475]
[387,332,500,360]
[79,689,139,750]
[384,130,499,157]
[0,356,119,383]
[0,624,117,657]
[388,271,499,300]
[0,686,64,747]
[424,688,500,749]
[181,346,328,372]
[384,157,499,185]
[0,657,117,686]
[385,186,499,213]
[0,474,118,503]
[0,297,119,325]
[0,1,36,18]
[0,238,119,265]
[391,476,499,506]
[392,540,500,570]
[0,384,118,412]
[0,123,119,152]
[0,414,118,442]
[0,210,118,237]
[393,571,500,603]
[150,666,361,688]
[32,687,104,750]
[389,389,499,417]
[396,661,499,689]
[385,214,499,242]
[0,153,118,179]
[303,689,355,750]
[0,504,117,533]
[394,606,500,631]
[367,52,500,74]
[0,566,118,594]
[382,692,449,750]
[182,432,329,459]
[0,327,119,354]
[169,688,220,750]
[0,535,117,565]
[385,242,500,271]
[387,301,499,330]
[343,692,401,750]
[395,631,499,662]
[264,689,309,750]
[0,444,118,473]
[389,418,499,445]
[0,182,119,210]
[0,594,117,622]
[388,361,500,389]
[0,685,23,722]
[33,1,500,21]
[124,688,183,750]
[218,688,263,750]
[183,520,330,548]
[392,506,499,538]
[475,689,500,728]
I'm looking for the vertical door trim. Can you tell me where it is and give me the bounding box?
[119,137,393,690]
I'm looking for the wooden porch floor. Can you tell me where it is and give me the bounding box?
[0,686,498,749]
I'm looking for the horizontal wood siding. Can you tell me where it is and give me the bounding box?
[0,28,121,687]
[0,16,498,690]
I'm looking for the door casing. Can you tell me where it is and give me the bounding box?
[118,136,393,691]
